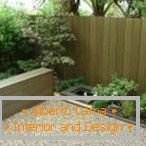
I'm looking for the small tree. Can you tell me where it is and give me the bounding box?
[82,0,146,18]
[91,0,146,18]
[126,0,146,18]
[27,16,76,70]
[90,0,113,16]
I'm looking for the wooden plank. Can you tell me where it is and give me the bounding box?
[79,17,86,77]
[138,20,146,91]
[72,16,82,78]
[89,16,98,85]
[102,18,111,83]
[63,16,75,79]
[116,18,125,75]
[94,17,104,84]
[108,18,118,77]
[123,19,133,79]
[130,19,141,82]
[83,17,91,84]
[0,68,54,96]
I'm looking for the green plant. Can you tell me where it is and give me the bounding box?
[79,0,146,18]
[128,0,146,18]
[92,75,137,96]
[38,0,57,15]
[17,60,40,72]
[121,101,135,118]
[92,75,137,117]
[38,0,66,16]
[92,84,115,96]
[0,6,41,80]
[0,7,24,69]
[0,6,39,71]
[0,72,12,80]
[31,16,76,70]
[141,93,146,111]
[0,66,21,80]
[56,76,86,91]
[93,100,110,109]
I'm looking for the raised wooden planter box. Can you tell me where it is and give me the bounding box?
[1,68,54,119]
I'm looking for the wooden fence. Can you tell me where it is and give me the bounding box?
[63,16,146,92]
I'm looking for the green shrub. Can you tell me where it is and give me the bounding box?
[0,7,24,69]
[17,60,40,72]
[0,59,40,80]
[92,75,137,117]
[0,7,40,79]
[0,71,13,80]
[56,76,86,91]
[121,101,135,118]
[141,93,146,111]
[38,0,60,16]
[29,16,76,70]
[0,66,21,80]
[92,75,137,96]
[93,100,110,109]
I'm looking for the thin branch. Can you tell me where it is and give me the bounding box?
[126,0,132,17]
[115,2,127,17]
[104,1,114,15]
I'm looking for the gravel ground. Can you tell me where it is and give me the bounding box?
[1,100,146,146]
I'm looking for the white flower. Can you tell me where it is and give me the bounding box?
[112,91,118,96]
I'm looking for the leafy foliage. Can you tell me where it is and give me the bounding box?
[92,75,137,118]
[17,60,40,72]
[38,0,59,15]
[129,0,146,18]
[141,93,146,111]
[93,100,109,109]
[92,75,137,96]
[0,7,24,69]
[0,66,21,80]
[65,0,146,18]
[56,76,86,91]
[29,16,76,70]
[121,101,135,118]
[0,7,40,80]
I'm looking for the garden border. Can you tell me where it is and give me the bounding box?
[1,68,54,119]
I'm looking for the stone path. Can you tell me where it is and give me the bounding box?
[1,101,146,146]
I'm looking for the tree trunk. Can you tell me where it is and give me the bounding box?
[69,0,80,15]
